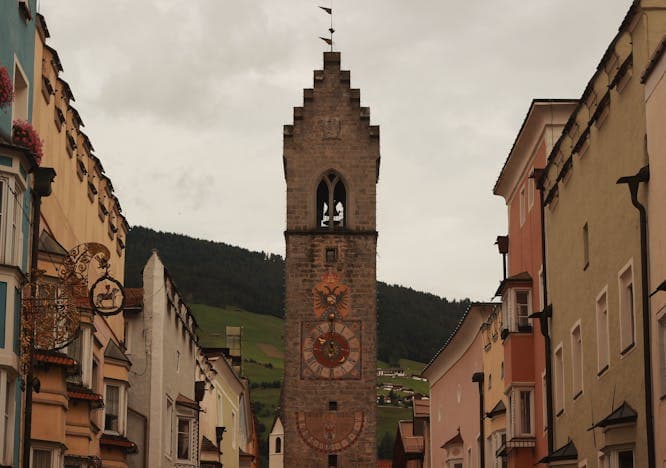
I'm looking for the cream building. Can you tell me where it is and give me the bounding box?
[540,2,666,466]
[125,251,203,468]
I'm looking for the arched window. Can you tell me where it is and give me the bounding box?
[275,437,282,454]
[317,172,346,229]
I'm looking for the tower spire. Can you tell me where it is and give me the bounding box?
[318,0,334,51]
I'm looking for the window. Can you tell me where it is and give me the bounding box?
[103,382,126,435]
[177,417,192,461]
[12,61,29,123]
[519,186,526,226]
[659,313,666,397]
[541,372,547,432]
[164,398,174,456]
[1,372,16,465]
[510,389,533,436]
[528,176,535,210]
[31,449,52,468]
[571,323,583,398]
[554,344,564,415]
[232,411,236,448]
[602,447,634,468]
[488,373,492,390]
[274,436,282,454]
[104,385,120,432]
[596,289,610,374]
[316,171,346,230]
[328,401,338,411]
[538,267,544,311]
[618,263,635,353]
[582,223,589,269]
[328,454,337,467]
[325,247,337,263]
[514,290,531,331]
[217,392,223,425]
[0,179,25,267]
[30,444,62,468]
[487,431,506,468]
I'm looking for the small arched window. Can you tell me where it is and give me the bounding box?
[317,172,346,229]
[275,436,282,454]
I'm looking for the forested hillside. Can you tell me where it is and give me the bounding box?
[125,226,468,363]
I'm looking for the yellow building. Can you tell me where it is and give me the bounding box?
[480,305,507,467]
[643,34,666,468]
[540,1,666,466]
[28,13,132,468]
[199,349,258,468]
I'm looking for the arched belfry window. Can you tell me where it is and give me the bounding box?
[275,437,282,454]
[317,172,346,229]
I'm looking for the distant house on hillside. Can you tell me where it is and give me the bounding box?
[378,368,405,377]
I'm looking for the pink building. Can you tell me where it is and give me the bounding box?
[493,100,576,467]
[422,304,494,468]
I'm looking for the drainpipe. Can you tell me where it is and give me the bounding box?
[617,165,655,468]
[533,168,554,458]
[23,167,56,468]
[472,372,485,468]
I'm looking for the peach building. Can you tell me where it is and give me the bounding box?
[493,99,575,467]
[422,303,494,468]
[643,34,666,467]
[28,12,132,468]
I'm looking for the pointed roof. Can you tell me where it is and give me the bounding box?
[538,440,578,463]
[104,340,131,366]
[485,400,506,419]
[495,271,532,297]
[38,230,69,257]
[593,401,638,428]
[441,430,463,448]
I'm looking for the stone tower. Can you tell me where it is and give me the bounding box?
[282,51,379,467]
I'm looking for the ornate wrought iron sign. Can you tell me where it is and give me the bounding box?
[90,273,125,316]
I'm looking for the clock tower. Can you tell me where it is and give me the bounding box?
[282,51,379,467]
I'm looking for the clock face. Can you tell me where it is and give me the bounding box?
[302,321,361,379]
[296,410,364,452]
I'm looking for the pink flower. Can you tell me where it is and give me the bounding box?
[12,120,43,165]
[0,67,13,108]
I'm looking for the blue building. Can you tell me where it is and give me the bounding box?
[0,1,38,466]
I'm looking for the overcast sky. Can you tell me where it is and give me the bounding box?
[38,0,632,301]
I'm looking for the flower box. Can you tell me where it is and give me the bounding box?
[12,120,43,165]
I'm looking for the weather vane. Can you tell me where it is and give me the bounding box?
[319,1,334,51]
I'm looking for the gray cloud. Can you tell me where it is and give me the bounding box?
[39,0,632,299]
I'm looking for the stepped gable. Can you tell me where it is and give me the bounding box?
[283,52,380,181]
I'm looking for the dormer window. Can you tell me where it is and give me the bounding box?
[316,171,346,230]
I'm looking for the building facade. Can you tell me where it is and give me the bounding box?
[28,10,133,468]
[493,99,576,467]
[480,306,507,468]
[422,303,494,468]
[281,51,379,467]
[0,3,38,466]
[540,2,666,466]
[642,33,666,468]
[125,251,202,468]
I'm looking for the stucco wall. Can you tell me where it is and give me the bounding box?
[644,42,666,467]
